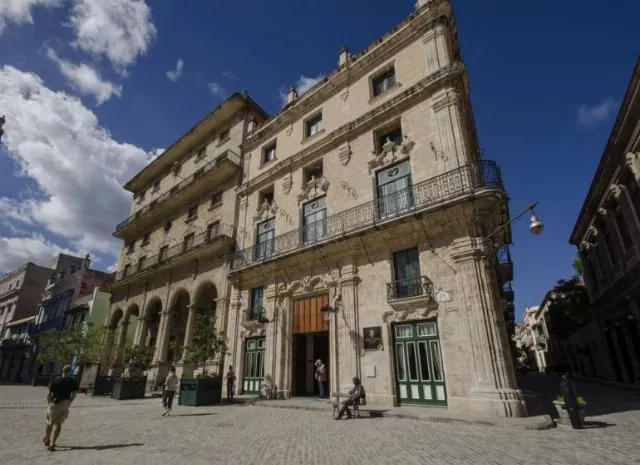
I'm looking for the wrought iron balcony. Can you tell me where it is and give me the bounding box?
[114,223,235,283]
[114,150,241,237]
[0,335,32,350]
[386,276,434,311]
[232,161,503,271]
[30,317,65,334]
[497,245,513,284]
[502,283,514,303]
[241,306,268,330]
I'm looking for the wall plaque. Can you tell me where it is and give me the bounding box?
[363,326,383,351]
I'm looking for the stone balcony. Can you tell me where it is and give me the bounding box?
[231,160,505,272]
[114,150,242,238]
[240,306,269,331]
[386,276,435,312]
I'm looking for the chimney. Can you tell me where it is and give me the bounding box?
[287,86,298,105]
[339,46,349,67]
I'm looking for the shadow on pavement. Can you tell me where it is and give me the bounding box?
[582,420,615,429]
[59,443,144,451]
[170,412,216,417]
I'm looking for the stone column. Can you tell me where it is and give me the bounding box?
[134,316,149,347]
[153,310,172,364]
[114,321,130,365]
[182,305,198,349]
[263,285,277,394]
[338,261,360,392]
[450,237,526,417]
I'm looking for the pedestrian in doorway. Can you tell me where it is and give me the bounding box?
[43,365,78,451]
[315,359,327,398]
[226,366,236,401]
[162,366,179,416]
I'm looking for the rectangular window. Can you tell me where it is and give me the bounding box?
[377,126,403,152]
[151,180,160,192]
[255,218,275,261]
[376,160,413,219]
[302,196,327,244]
[210,191,223,206]
[263,143,277,164]
[304,163,323,183]
[250,287,264,320]
[159,245,168,262]
[142,232,151,246]
[392,247,422,299]
[306,113,322,138]
[219,129,229,142]
[372,67,396,97]
[126,241,135,254]
[137,190,146,203]
[137,256,146,272]
[123,264,131,277]
[195,147,206,162]
[173,163,182,177]
[187,206,198,220]
[183,233,195,252]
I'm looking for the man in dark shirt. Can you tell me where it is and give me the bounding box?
[43,365,78,451]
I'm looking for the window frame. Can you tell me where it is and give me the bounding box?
[262,142,277,165]
[372,66,397,98]
[305,112,323,139]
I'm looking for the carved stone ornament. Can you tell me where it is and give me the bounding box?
[625,152,640,176]
[340,88,350,101]
[579,241,593,251]
[276,271,341,298]
[609,183,623,200]
[286,124,294,137]
[282,172,293,195]
[297,175,330,204]
[587,225,599,238]
[253,199,278,222]
[337,142,352,166]
[368,136,415,172]
[382,303,439,324]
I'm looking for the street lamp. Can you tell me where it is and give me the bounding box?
[320,305,337,322]
[485,201,545,243]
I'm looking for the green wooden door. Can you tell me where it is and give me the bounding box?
[393,320,447,406]
[243,338,265,395]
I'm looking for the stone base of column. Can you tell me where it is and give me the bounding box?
[152,362,170,388]
[276,389,291,399]
[448,387,527,418]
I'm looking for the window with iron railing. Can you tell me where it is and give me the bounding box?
[207,222,220,241]
[249,287,264,321]
[376,160,414,219]
[159,246,168,262]
[392,247,422,299]
[302,196,327,244]
[183,233,195,253]
[255,219,275,261]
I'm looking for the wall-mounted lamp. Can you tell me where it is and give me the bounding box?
[320,305,338,322]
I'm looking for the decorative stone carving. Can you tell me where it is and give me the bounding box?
[277,271,340,297]
[286,124,294,137]
[430,141,448,162]
[340,88,350,101]
[253,199,278,222]
[626,152,640,176]
[368,135,415,172]
[282,172,293,195]
[297,175,330,204]
[382,303,439,323]
[609,183,623,200]
[597,207,610,217]
[580,241,593,251]
[337,142,352,166]
[587,225,599,238]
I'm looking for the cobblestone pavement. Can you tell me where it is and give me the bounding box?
[1,380,639,465]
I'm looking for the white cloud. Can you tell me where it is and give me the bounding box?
[577,98,618,128]
[0,234,78,272]
[279,74,325,106]
[208,82,225,98]
[0,0,62,33]
[221,71,235,79]
[68,0,157,75]
[0,65,157,270]
[166,58,184,82]
[46,48,122,105]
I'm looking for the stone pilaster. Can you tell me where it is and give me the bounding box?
[182,305,198,349]
[450,237,526,417]
[114,321,130,365]
[154,310,173,364]
[275,296,291,398]
[134,316,150,347]
[338,261,360,392]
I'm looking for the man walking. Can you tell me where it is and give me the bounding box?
[43,365,78,451]
[162,366,179,416]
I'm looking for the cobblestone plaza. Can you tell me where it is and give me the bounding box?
[1,378,639,465]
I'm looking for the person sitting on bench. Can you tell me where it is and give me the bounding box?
[334,377,365,420]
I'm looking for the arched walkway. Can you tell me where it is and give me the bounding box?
[194,282,218,317]
[167,290,190,363]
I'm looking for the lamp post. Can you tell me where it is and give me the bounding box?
[484,201,545,244]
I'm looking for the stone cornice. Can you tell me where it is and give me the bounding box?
[242,2,454,151]
[237,62,465,196]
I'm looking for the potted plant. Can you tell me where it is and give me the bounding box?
[179,312,229,406]
[553,395,587,424]
[111,345,152,400]
[88,327,117,396]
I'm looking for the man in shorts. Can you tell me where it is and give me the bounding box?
[43,365,78,451]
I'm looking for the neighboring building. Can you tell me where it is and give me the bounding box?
[522,305,551,372]
[227,0,522,417]
[569,57,640,385]
[31,253,114,376]
[106,92,268,386]
[0,262,51,382]
[65,286,112,329]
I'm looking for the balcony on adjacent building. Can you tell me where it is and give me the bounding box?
[112,223,235,285]
[0,334,32,350]
[30,317,66,335]
[386,276,435,311]
[232,160,504,272]
[114,150,242,238]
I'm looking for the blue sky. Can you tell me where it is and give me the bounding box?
[0,0,638,320]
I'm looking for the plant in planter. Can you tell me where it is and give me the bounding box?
[111,345,153,400]
[180,312,229,406]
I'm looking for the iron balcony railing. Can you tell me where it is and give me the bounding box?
[115,223,235,282]
[233,160,503,270]
[115,150,241,234]
[386,276,434,301]
[244,306,268,323]
[30,317,65,334]
[0,334,32,350]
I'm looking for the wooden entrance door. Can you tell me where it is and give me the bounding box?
[292,295,329,334]
[393,320,447,406]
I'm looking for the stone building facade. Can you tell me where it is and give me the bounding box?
[227,0,523,417]
[107,93,268,386]
[569,58,640,385]
[0,262,51,382]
